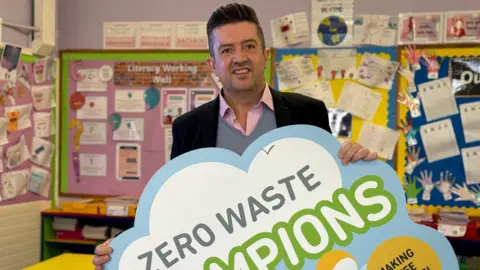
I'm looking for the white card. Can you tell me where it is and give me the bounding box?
[357,122,400,160]
[77,68,108,92]
[30,136,55,169]
[317,49,357,80]
[80,122,107,145]
[353,14,398,46]
[336,81,382,121]
[33,112,55,138]
[291,80,335,108]
[418,78,459,122]
[4,104,32,132]
[31,85,56,110]
[459,101,480,143]
[462,146,480,185]
[5,135,30,169]
[355,52,399,90]
[0,169,30,200]
[28,165,51,198]
[79,153,107,177]
[420,118,460,163]
[270,12,309,47]
[113,118,144,141]
[76,96,108,120]
[276,56,317,90]
[115,90,146,113]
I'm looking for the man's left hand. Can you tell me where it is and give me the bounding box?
[338,141,378,165]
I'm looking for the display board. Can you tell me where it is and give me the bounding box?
[59,50,273,197]
[272,47,399,167]
[0,45,56,206]
[396,46,480,215]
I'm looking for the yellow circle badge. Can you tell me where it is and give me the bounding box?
[316,250,358,269]
[367,236,441,270]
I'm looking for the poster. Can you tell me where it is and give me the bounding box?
[104,125,458,270]
[450,57,480,96]
[161,88,187,126]
[189,88,216,110]
[311,0,354,48]
[397,13,444,44]
[444,11,480,44]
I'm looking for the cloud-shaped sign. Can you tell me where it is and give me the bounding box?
[104,125,458,270]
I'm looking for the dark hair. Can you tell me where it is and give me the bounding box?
[206,3,266,56]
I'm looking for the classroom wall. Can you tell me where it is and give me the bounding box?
[0,201,51,270]
[57,0,480,49]
[1,0,33,48]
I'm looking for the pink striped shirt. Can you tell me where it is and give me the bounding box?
[219,84,274,136]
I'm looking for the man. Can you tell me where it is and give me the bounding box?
[92,3,377,269]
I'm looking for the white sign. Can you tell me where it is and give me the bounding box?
[104,125,459,270]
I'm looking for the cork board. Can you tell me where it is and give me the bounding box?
[59,50,273,197]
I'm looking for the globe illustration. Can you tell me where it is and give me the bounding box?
[317,16,348,46]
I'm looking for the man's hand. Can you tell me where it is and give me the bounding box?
[93,238,114,270]
[338,141,378,165]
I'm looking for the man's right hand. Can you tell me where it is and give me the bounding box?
[92,238,114,270]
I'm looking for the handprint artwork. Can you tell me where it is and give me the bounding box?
[404,44,422,71]
[420,50,440,79]
[397,63,415,90]
[435,171,456,201]
[405,145,425,174]
[451,183,480,206]
[403,174,423,204]
[398,87,421,118]
[398,116,418,146]
[418,170,434,201]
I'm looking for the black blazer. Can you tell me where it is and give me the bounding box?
[170,87,332,160]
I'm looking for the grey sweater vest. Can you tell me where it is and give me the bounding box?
[216,108,277,155]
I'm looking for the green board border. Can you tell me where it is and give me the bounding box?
[0,49,57,206]
[59,49,274,196]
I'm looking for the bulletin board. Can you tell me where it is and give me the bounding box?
[59,50,273,197]
[0,47,57,206]
[396,45,480,216]
[272,47,399,167]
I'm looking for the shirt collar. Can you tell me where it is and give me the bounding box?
[219,83,274,118]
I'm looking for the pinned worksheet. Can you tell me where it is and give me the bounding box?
[270,12,309,47]
[30,136,55,169]
[291,80,335,107]
[6,135,30,170]
[420,118,460,163]
[336,81,382,121]
[418,78,459,122]
[357,122,400,160]
[317,49,357,80]
[462,146,480,185]
[459,101,480,143]
[353,14,398,46]
[355,53,399,90]
[276,56,317,90]
[0,169,30,200]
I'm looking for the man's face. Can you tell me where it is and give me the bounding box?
[208,22,269,93]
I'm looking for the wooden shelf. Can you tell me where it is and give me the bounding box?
[46,238,101,245]
[41,208,135,219]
